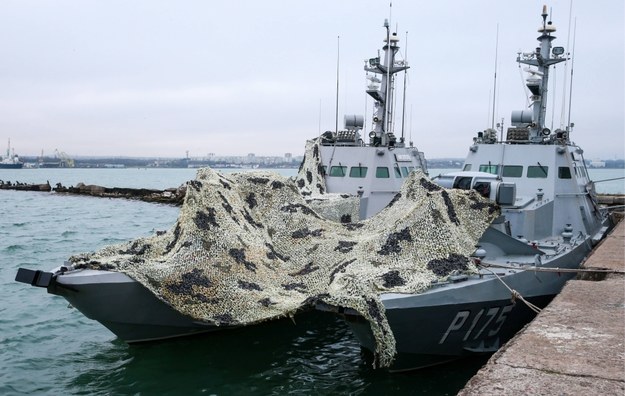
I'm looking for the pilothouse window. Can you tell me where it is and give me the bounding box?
[376,167,390,178]
[329,166,347,177]
[349,166,368,178]
[527,165,549,178]
[502,165,523,177]
[394,165,402,178]
[479,164,499,175]
[558,167,572,179]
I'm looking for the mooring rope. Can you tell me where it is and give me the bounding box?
[602,205,625,211]
[594,176,625,183]
[480,266,543,314]
[480,262,625,275]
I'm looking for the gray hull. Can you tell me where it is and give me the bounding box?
[20,228,590,353]
[46,269,223,343]
[341,241,591,371]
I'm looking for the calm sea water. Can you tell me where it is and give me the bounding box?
[0,167,494,396]
[1,167,622,395]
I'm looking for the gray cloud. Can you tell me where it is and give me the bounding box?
[0,0,622,159]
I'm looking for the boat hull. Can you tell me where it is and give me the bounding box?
[342,241,591,371]
[345,294,553,371]
[36,268,225,342]
[0,163,23,169]
[17,231,592,353]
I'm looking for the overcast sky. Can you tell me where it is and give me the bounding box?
[0,0,623,159]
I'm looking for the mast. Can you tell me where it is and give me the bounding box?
[384,19,391,134]
[516,5,566,142]
[365,21,408,146]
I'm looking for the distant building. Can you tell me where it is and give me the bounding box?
[284,153,293,163]
[589,159,606,168]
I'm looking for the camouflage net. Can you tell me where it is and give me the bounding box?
[70,140,499,368]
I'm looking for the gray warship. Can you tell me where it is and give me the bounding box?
[14,19,428,344]
[320,6,613,370]
[0,139,24,169]
[14,7,611,372]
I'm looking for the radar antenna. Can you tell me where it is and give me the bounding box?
[491,24,499,129]
[400,30,408,142]
[567,18,577,135]
[335,36,340,135]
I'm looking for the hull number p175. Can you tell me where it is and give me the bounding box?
[439,304,514,344]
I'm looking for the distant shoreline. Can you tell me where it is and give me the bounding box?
[11,156,625,170]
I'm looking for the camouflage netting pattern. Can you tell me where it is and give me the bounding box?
[69,139,499,368]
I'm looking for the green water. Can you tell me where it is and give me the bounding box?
[0,168,494,395]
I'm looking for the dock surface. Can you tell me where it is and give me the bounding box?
[460,219,625,395]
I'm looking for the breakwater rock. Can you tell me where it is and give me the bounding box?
[0,179,186,205]
[0,180,51,192]
[54,182,187,205]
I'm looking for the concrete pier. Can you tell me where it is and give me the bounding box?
[460,219,625,395]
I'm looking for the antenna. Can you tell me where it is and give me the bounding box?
[363,68,368,137]
[560,0,573,128]
[567,18,577,134]
[335,35,340,135]
[491,24,499,129]
[384,19,391,133]
[409,104,413,146]
[517,55,530,107]
[400,31,408,142]
[487,89,491,129]
[318,99,322,137]
[551,65,556,130]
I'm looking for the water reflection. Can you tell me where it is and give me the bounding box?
[68,312,363,395]
[66,310,489,395]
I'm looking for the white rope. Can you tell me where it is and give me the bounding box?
[481,266,542,314]
[480,262,625,275]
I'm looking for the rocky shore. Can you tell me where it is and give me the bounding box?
[1,180,186,205]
